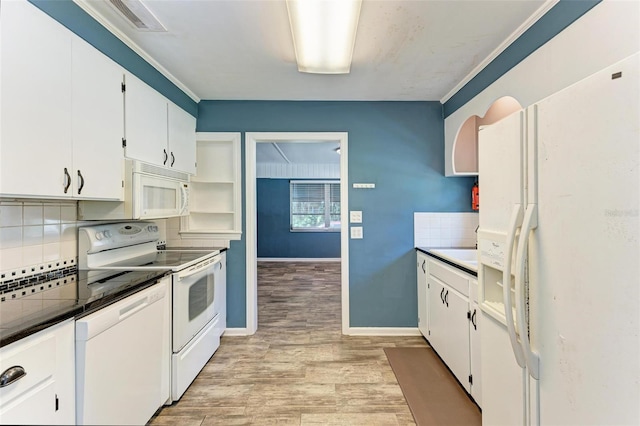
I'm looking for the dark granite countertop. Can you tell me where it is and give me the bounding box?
[0,269,168,348]
[0,247,226,348]
[416,247,478,277]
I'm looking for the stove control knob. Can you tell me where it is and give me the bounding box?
[104,230,112,238]
[95,232,104,241]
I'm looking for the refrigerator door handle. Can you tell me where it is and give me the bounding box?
[504,204,526,368]
[515,203,540,379]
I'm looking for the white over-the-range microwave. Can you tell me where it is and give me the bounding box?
[78,159,189,220]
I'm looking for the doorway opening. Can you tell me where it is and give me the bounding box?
[245,132,349,335]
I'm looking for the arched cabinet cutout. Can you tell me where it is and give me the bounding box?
[450,96,522,176]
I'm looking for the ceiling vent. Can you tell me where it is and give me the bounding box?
[107,0,167,32]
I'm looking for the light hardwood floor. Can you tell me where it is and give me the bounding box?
[150,261,429,425]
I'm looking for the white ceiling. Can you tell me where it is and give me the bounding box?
[79,0,547,102]
[257,142,341,165]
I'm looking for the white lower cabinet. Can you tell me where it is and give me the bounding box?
[469,297,482,406]
[0,320,75,425]
[417,251,482,407]
[416,251,429,336]
[428,274,471,393]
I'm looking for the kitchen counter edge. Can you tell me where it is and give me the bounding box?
[415,247,478,277]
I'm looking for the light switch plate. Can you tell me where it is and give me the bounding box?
[350,226,363,239]
[350,211,362,223]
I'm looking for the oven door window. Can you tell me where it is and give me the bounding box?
[173,264,218,353]
[188,274,214,321]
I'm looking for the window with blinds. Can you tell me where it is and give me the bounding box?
[290,181,341,232]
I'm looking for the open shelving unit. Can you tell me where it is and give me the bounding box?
[180,132,242,240]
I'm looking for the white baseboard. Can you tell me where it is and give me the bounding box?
[225,327,421,337]
[345,327,422,336]
[223,328,251,336]
[257,257,341,262]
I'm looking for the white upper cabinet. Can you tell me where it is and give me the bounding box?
[125,73,196,174]
[0,0,124,200]
[168,102,197,174]
[1,0,72,198]
[124,72,169,167]
[71,38,125,200]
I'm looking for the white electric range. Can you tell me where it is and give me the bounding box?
[78,221,226,402]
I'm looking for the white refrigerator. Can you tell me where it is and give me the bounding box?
[477,52,639,425]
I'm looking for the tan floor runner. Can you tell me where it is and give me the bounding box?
[384,347,481,426]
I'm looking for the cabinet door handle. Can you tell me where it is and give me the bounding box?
[77,170,85,194]
[421,260,426,273]
[444,290,449,307]
[0,366,26,388]
[163,149,168,165]
[440,287,445,304]
[63,168,71,193]
[170,152,175,167]
[471,309,477,330]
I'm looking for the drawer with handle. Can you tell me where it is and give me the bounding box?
[0,330,56,420]
[428,258,470,297]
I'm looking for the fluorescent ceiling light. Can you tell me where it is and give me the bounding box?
[286,0,362,74]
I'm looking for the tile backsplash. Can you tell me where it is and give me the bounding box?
[0,201,78,278]
[414,212,478,248]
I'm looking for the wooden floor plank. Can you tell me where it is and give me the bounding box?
[150,261,432,425]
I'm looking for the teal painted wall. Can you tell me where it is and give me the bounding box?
[257,179,341,259]
[28,0,197,117]
[197,101,475,328]
[25,0,604,328]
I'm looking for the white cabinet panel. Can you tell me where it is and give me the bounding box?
[125,74,196,175]
[71,38,124,200]
[168,102,196,174]
[427,277,447,356]
[416,251,429,337]
[470,299,482,407]
[124,73,169,167]
[429,274,471,393]
[444,286,471,393]
[0,319,75,425]
[0,0,124,200]
[0,0,72,198]
[425,255,479,399]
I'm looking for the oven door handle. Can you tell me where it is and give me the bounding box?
[177,258,220,281]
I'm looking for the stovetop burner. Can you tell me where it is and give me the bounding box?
[78,222,220,272]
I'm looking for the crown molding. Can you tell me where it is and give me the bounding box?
[73,0,201,103]
[440,0,559,104]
